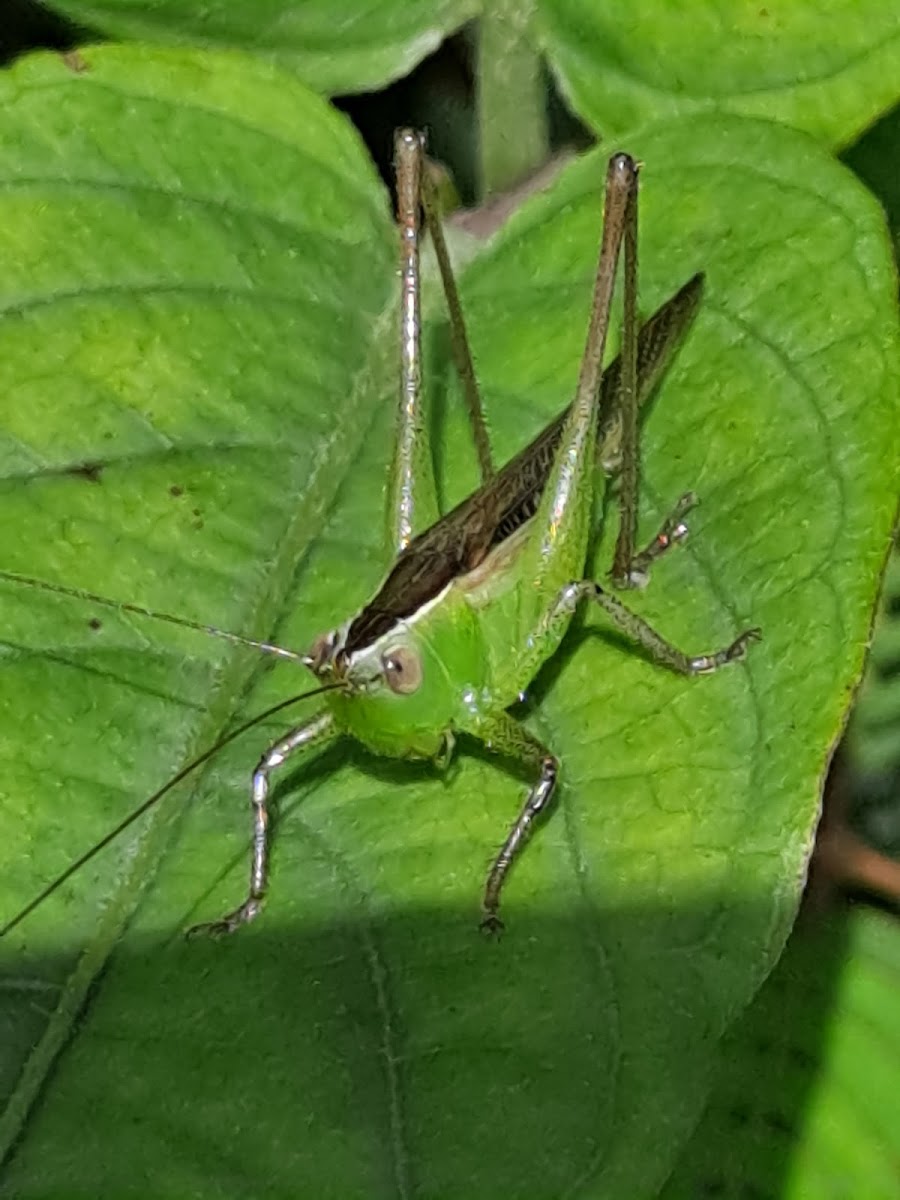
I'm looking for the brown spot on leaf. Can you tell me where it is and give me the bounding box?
[61,50,89,73]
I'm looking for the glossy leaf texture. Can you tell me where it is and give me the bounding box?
[0,46,897,1200]
[536,0,900,147]
[44,0,900,149]
[42,0,478,93]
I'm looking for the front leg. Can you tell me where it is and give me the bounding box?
[187,709,335,938]
[476,712,559,934]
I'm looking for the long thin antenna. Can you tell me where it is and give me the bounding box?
[0,682,342,938]
[0,569,308,665]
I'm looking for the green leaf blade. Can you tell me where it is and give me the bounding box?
[0,42,397,1171]
[429,111,897,1191]
[46,0,479,94]
[538,0,900,147]
[0,50,897,1200]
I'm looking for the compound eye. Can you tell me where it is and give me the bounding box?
[381,645,422,694]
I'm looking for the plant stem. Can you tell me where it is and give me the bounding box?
[477,0,548,197]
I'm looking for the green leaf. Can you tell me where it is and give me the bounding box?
[44,0,478,94]
[661,905,900,1198]
[536,0,900,147]
[0,45,897,1198]
[477,0,548,194]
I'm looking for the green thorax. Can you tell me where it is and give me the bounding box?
[321,514,581,761]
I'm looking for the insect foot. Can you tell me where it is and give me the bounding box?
[693,625,762,673]
[615,491,698,589]
[185,897,265,939]
[479,911,505,939]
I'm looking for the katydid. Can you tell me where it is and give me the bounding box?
[0,130,758,941]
